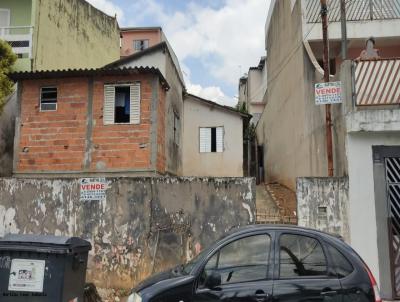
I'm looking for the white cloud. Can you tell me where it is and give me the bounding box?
[128,0,269,86]
[181,62,235,107]
[187,83,235,107]
[85,0,124,22]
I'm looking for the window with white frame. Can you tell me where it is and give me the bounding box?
[40,87,58,111]
[103,83,141,125]
[199,127,224,153]
[133,40,149,51]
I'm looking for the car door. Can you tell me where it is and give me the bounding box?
[272,232,342,302]
[193,232,274,302]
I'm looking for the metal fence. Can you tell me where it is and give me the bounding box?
[306,0,400,23]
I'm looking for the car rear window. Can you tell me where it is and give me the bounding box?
[326,244,354,278]
[279,234,328,278]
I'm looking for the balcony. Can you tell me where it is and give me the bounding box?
[305,0,400,23]
[0,26,33,59]
[344,59,400,133]
[354,58,400,106]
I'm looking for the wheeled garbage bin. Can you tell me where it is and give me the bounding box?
[0,234,91,302]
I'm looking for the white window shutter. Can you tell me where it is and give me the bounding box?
[199,128,211,153]
[216,127,224,152]
[130,83,141,124]
[103,85,115,125]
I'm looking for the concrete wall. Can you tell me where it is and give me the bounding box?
[182,95,243,177]
[256,0,346,190]
[164,49,184,176]
[0,177,256,289]
[297,177,349,241]
[15,74,166,175]
[0,89,17,177]
[32,0,120,71]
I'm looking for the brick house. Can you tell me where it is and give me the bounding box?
[10,67,170,176]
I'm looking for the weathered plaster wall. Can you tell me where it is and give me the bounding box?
[164,49,184,176]
[32,0,120,71]
[0,177,255,289]
[297,177,349,241]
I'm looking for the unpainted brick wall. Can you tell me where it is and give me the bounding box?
[16,74,165,173]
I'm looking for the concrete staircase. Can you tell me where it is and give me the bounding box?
[256,183,297,225]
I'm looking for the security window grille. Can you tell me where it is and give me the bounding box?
[133,40,149,51]
[40,87,57,111]
[103,83,141,125]
[199,127,224,153]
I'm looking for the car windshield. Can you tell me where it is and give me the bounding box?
[182,247,211,274]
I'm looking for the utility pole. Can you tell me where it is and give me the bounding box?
[340,0,348,60]
[320,0,334,177]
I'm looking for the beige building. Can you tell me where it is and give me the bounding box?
[238,57,267,124]
[182,94,248,177]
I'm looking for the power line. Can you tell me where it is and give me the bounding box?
[266,0,354,87]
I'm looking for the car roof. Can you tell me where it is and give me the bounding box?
[223,224,343,241]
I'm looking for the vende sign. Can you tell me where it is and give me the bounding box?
[80,178,108,201]
[315,81,342,105]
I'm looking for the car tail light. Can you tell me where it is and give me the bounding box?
[364,264,382,302]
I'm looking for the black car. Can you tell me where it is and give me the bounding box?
[127,225,382,302]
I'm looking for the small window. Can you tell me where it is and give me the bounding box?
[279,234,327,278]
[199,127,224,153]
[133,39,149,51]
[40,87,57,111]
[103,83,141,125]
[201,235,271,286]
[326,244,354,278]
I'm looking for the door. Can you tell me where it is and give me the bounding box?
[193,233,273,302]
[273,233,342,302]
[385,157,400,298]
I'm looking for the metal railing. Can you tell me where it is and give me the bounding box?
[306,0,400,23]
[0,26,33,58]
[354,58,400,106]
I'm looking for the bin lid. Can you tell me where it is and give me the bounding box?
[0,234,92,254]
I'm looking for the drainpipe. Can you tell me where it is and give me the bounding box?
[320,0,334,177]
[340,0,348,60]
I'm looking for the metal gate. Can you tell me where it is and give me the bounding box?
[385,157,400,298]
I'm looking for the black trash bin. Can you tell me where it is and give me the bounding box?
[0,234,91,302]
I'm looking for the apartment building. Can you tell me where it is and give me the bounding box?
[0,0,120,72]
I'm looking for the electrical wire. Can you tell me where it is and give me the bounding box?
[265,0,354,87]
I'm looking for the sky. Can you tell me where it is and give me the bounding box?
[86,0,270,106]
